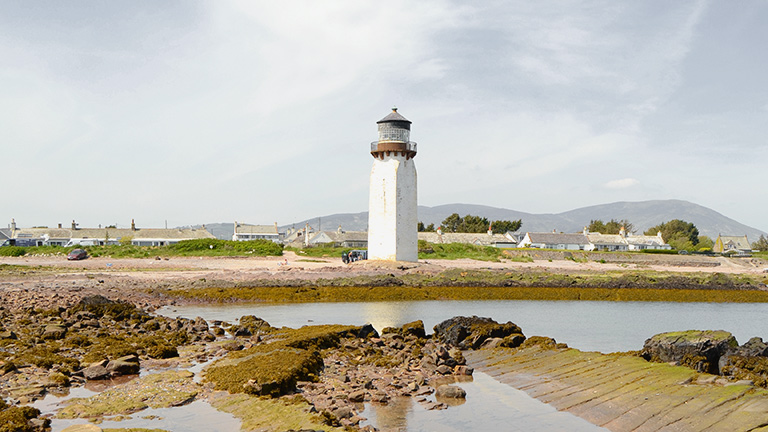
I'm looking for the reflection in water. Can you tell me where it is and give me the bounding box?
[362,302,411,330]
[360,372,607,432]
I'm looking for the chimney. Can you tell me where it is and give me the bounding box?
[58,223,62,229]
[487,222,493,236]
[338,224,343,234]
[304,222,310,247]
[583,226,588,236]
[10,219,16,231]
[71,220,77,230]
[131,219,136,231]
[274,222,279,234]
[619,226,626,238]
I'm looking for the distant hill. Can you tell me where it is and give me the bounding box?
[275,200,766,240]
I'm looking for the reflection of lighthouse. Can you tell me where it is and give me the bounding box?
[368,108,418,262]
[361,302,410,331]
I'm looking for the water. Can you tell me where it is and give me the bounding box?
[359,372,607,432]
[157,300,768,352]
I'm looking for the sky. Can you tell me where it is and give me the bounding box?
[2,1,767,232]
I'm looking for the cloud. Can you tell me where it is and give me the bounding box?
[604,178,640,189]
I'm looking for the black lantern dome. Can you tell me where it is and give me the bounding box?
[370,108,417,160]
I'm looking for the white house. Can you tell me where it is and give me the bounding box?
[518,232,592,250]
[713,235,751,254]
[233,222,282,243]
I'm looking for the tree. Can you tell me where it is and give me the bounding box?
[587,219,635,234]
[644,219,700,249]
[460,215,490,233]
[492,219,522,234]
[753,235,768,251]
[440,213,522,234]
[697,236,714,251]
[417,222,425,232]
[441,213,463,233]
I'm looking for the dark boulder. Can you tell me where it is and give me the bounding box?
[642,330,737,374]
[433,316,524,349]
[357,324,378,339]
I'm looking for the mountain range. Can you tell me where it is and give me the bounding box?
[200,200,767,241]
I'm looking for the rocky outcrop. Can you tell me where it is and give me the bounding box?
[433,316,524,349]
[642,330,737,374]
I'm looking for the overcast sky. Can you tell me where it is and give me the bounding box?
[2,1,767,232]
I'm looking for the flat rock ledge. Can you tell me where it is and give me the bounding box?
[465,345,768,432]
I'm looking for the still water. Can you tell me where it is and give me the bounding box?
[157,300,768,352]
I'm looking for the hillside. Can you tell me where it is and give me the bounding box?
[275,200,766,240]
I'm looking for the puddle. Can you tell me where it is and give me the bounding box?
[32,360,240,432]
[360,371,608,432]
[47,399,241,432]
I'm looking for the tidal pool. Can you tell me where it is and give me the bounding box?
[157,299,768,352]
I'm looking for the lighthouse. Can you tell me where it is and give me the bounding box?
[367,108,418,262]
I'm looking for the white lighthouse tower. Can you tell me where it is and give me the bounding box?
[367,108,418,262]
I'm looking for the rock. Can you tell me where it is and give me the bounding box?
[435,385,467,399]
[435,365,452,375]
[83,365,110,380]
[371,392,388,403]
[348,389,366,402]
[719,337,768,374]
[42,324,67,340]
[357,323,378,339]
[401,320,426,338]
[455,365,474,376]
[0,330,17,339]
[333,406,354,419]
[433,316,524,349]
[106,355,140,376]
[407,382,419,392]
[642,330,738,374]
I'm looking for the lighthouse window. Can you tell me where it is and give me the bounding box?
[378,125,409,142]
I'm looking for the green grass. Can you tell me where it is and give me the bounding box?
[419,242,505,261]
[2,239,283,259]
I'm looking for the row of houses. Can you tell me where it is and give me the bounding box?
[518,227,671,251]
[1,219,215,247]
[4,219,755,255]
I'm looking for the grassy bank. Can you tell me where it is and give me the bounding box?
[0,239,283,258]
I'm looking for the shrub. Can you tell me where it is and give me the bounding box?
[0,247,26,257]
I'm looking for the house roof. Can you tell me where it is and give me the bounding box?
[419,232,514,246]
[626,234,666,246]
[718,235,751,250]
[0,228,10,240]
[311,231,368,243]
[11,227,215,241]
[235,224,279,235]
[586,233,626,246]
[525,232,590,245]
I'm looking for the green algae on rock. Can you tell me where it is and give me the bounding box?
[57,371,198,420]
[209,393,347,432]
[204,323,363,396]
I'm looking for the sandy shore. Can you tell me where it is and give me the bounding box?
[1,252,766,313]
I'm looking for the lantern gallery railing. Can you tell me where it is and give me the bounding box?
[370,141,417,153]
